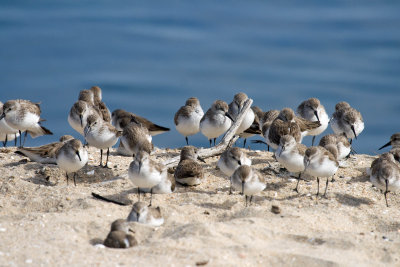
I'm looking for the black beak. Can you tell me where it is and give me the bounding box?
[237,160,241,166]
[79,114,83,127]
[225,112,234,122]
[378,141,391,150]
[76,151,81,161]
[279,145,285,157]
[351,125,357,140]
[0,113,5,120]
[313,109,320,122]
[138,161,142,173]
[198,156,206,163]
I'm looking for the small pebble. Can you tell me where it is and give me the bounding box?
[196,260,209,266]
[271,205,281,214]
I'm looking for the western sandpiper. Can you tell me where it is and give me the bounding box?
[297,98,329,145]
[174,97,204,145]
[103,219,138,249]
[319,133,351,160]
[0,101,19,147]
[111,109,169,136]
[140,172,175,194]
[127,202,164,226]
[275,135,307,192]
[174,146,205,186]
[0,99,53,147]
[238,106,262,148]
[304,146,339,197]
[254,109,279,151]
[128,149,166,205]
[90,86,111,122]
[330,102,364,144]
[370,153,400,207]
[120,119,153,157]
[84,113,121,167]
[200,100,233,146]
[56,139,88,186]
[378,133,400,151]
[16,135,74,164]
[231,165,266,206]
[228,92,255,135]
[68,100,100,136]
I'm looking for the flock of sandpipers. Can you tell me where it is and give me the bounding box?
[0,86,399,248]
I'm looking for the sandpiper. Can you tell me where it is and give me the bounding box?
[297,98,329,145]
[0,101,19,147]
[378,133,400,151]
[90,86,111,122]
[174,97,204,145]
[174,146,205,186]
[128,150,166,205]
[16,135,74,164]
[370,153,400,207]
[228,92,255,135]
[140,172,175,194]
[0,99,53,147]
[254,109,279,151]
[239,106,262,148]
[275,135,307,192]
[120,118,153,157]
[56,139,88,186]
[303,146,339,197]
[231,165,266,206]
[200,100,233,146]
[330,102,364,144]
[103,219,138,249]
[68,100,99,136]
[84,113,121,167]
[111,109,169,136]
[127,202,164,226]
[319,133,351,160]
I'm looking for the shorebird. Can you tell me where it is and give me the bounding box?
[0,101,19,147]
[370,153,400,207]
[239,106,262,148]
[231,165,266,206]
[303,146,339,197]
[378,133,400,151]
[90,86,111,122]
[174,97,204,145]
[252,109,279,151]
[127,202,164,227]
[103,219,138,249]
[128,150,166,205]
[56,139,88,186]
[275,135,307,192]
[330,102,364,144]
[319,133,351,160]
[174,146,205,186]
[16,135,74,164]
[68,100,99,136]
[200,100,233,146]
[120,118,153,157]
[0,99,53,147]
[228,92,255,135]
[297,98,329,146]
[140,172,175,194]
[111,109,169,136]
[84,113,121,167]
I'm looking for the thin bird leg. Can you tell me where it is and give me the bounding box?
[22,131,28,147]
[209,139,212,147]
[213,138,216,146]
[99,149,103,167]
[3,134,7,147]
[316,177,320,197]
[14,133,17,146]
[267,145,269,152]
[384,179,389,207]
[73,172,77,186]
[249,195,253,206]
[229,177,233,195]
[150,187,153,207]
[103,148,110,168]
[294,173,301,193]
[18,130,22,148]
[137,187,140,202]
[312,136,316,146]
[66,172,69,186]
[185,136,189,146]
[323,177,329,196]
[243,139,247,148]
[245,195,248,207]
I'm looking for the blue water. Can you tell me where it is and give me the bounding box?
[1,1,399,154]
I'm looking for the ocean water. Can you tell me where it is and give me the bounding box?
[1,0,399,154]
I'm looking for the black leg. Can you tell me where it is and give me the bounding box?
[384,179,389,207]
[312,136,316,146]
[14,133,17,146]
[3,134,7,147]
[243,139,247,148]
[323,177,329,196]
[331,176,335,183]
[213,138,216,146]
[249,195,253,206]
[294,173,301,193]
[209,139,212,147]
[229,177,232,195]
[103,148,110,168]
[18,130,22,148]
[99,149,103,167]
[22,131,28,147]
[316,177,320,197]
[66,172,69,186]
[150,187,153,206]
[350,139,353,145]
[245,195,248,207]
[73,173,77,186]
[267,145,270,152]
[185,136,189,146]
[138,187,140,202]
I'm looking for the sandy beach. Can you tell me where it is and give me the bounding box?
[0,145,399,266]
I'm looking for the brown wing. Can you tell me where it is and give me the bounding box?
[174,160,204,179]
[323,148,339,166]
[269,120,290,145]
[295,117,321,132]
[174,106,191,125]
[296,143,307,156]
[20,99,41,116]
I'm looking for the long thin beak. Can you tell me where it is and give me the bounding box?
[351,125,357,140]
[279,145,285,157]
[76,151,82,161]
[313,110,320,122]
[0,113,5,120]
[138,162,142,172]
[238,160,241,166]
[378,141,391,150]
[225,112,234,122]
[79,115,83,127]
[197,156,206,163]
[136,212,139,222]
